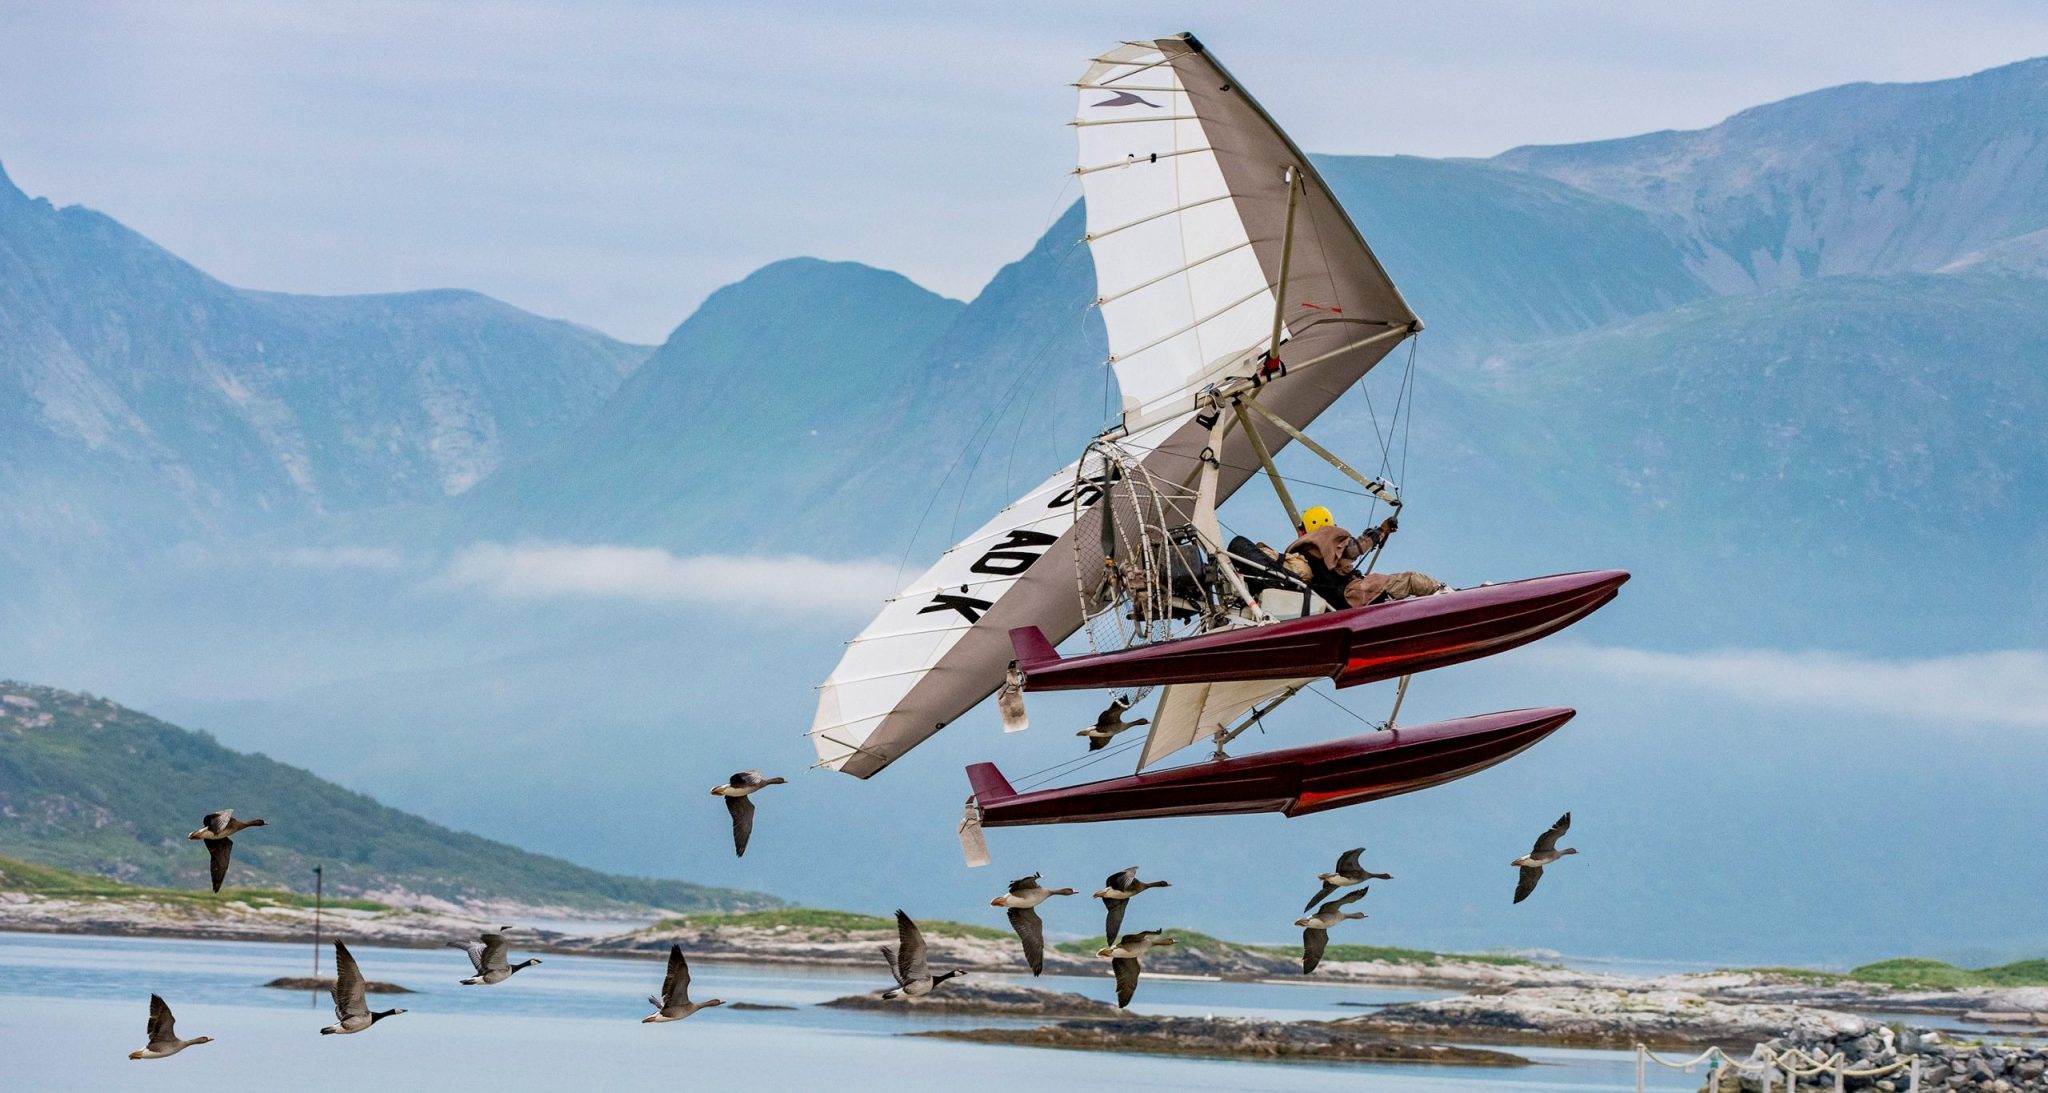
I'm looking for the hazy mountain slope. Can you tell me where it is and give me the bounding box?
[1400,268,2048,649]
[1315,154,1711,358]
[0,159,648,562]
[1493,56,2048,291]
[451,257,964,545]
[0,681,774,912]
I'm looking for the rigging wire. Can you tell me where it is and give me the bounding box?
[1303,683,1380,728]
[892,237,1091,586]
[1013,734,1148,791]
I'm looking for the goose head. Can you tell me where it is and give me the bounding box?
[243,819,268,828]
[1048,887,1077,896]
[1561,847,1579,856]
[189,1036,214,1046]
[933,969,966,985]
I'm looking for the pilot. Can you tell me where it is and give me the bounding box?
[1283,505,1443,609]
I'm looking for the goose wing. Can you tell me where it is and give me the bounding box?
[1334,847,1365,875]
[479,931,511,975]
[1007,872,1042,896]
[332,942,368,1021]
[725,794,756,858]
[206,838,233,892]
[1531,812,1571,856]
[1302,881,1339,913]
[1513,865,1544,904]
[1007,907,1045,976]
[1111,956,1140,1008]
[659,944,691,1006]
[1086,733,1109,751]
[1302,927,1329,974]
[450,939,488,975]
[202,810,233,836]
[893,910,928,983]
[1326,885,1371,911]
[1105,867,1138,891]
[1103,899,1128,946]
[729,770,765,789]
[876,945,905,987]
[146,993,178,1048]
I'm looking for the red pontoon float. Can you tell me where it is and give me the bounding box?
[1010,571,1629,694]
[967,708,1574,827]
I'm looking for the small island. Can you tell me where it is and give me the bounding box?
[263,976,413,994]
[913,1015,1531,1067]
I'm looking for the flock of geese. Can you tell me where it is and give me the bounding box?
[128,787,1578,1059]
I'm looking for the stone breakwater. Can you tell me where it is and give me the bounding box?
[1706,1028,2048,1091]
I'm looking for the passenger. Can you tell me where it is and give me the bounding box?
[1283,505,1443,609]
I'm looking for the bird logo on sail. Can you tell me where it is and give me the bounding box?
[1092,91,1162,109]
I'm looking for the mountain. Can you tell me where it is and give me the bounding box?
[0,681,775,913]
[0,157,650,567]
[1492,56,2048,292]
[452,257,966,546]
[1315,154,1711,358]
[1404,267,2048,648]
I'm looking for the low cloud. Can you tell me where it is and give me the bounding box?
[439,542,897,616]
[274,545,408,571]
[1531,644,2048,728]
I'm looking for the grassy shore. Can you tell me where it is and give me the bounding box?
[0,855,390,912]
[649,907,1010,941]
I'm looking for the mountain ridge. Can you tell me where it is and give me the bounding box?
[0,680,777,914]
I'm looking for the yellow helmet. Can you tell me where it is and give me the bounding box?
[1301,505,1334,532]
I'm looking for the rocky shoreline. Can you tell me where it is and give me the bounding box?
[1339,986,1875,1051]
[914,1015,1532,1067]
[8,890,2048,1071]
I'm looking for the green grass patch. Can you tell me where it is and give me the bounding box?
[1849,957,2048,990]
[1734,966,1849,984]
[1316,944,1535,967]
[0,855,389,912]
[652,907,1007,941]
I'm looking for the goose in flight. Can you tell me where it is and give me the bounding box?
[879,910,965,1000]
[1093,867,1170,944]
[710,771,787,857]
[128,994,212,1060]
[1302,847,1392,911]
[989,872,1077,975]
[1512,812,1577,904]
[186,810,267,893]
[1096,930,1177,1008]
[1076,696,1149,751]
[643,944,724,1022]
[452,927,541,985]
[321,942,406,1034]
[1296,887,1370,974]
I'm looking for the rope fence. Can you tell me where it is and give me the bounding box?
[1634,1042,1918,1092]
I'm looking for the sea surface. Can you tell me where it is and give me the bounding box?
[1,931,1705,1091]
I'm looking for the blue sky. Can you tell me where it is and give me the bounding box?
[3,0,2047,341]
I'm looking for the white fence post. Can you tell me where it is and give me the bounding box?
[1636,1044,1647,1093]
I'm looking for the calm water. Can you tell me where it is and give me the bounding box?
[0,932,1700,1090]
